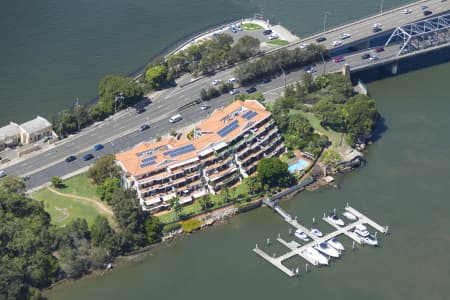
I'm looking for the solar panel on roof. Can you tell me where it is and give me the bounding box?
[141,156,156,164]
[140,160,156,168]
[218,120,239,137]
[163,144,196,157]
[242,110,258,120]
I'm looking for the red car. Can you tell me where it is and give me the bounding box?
[375,46,385,52]
[334,55,345,63]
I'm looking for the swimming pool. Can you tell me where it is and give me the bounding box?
[288,159,309,173]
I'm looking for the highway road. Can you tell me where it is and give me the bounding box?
[3,0,449,190]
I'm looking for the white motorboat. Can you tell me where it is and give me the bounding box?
[288,240,301,248]
[314,242,340,258]
[360,234,378,246]
[311,228,323,237]
[327,213,345,226]
[294,229,310,242]
[342,211,358,221]
[302,247,329,265]
[353,224,370,237]
[327,237,344,251]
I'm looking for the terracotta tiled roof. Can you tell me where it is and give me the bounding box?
[115,100,270,177]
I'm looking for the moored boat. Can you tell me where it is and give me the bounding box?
[314,242,340,258]
[327,213,345,226]
[311,228,323,237]
[302,247,329,265]
[327,237,344,251]
[342,211,358,221]
[294,229,310,242]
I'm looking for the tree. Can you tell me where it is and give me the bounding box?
[200,88,208,101]
[301,72,315,93]
[221,187,231,203]
[322,149,342,165]
[199,194,213,210]
[169,196,183,218]
[51,176,64,188]
[97,75,143,112]
[145,65,169,90]
[87,154,120,185]
[97,177,120,203]
[0,176,26,194]
[257,157,295,188]
[90,216,113,247]
[145,217,162,244]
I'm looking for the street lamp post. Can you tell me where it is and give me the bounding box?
[75,97,80,132]
[380,0,384,15]
[280,66,287,90]
[318,51,326,75]
[323,11,331,33]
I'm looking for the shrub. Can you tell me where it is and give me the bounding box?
[162,222,182,234]
[181,219,203,233]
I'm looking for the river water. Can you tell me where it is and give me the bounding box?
[4,0,449,299]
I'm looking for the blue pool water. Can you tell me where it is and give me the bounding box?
[288,159,309,173]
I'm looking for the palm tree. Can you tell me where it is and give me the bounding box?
[169,196,183,218]
[199,194,213,210]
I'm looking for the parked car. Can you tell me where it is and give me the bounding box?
[375,46,384,52]
[201,104,210,110]
[83,153,94,161]
[93,144,104,151]
[361,53,371,59]
[305,66,317,74]
[140,124,150,131]
[331,40,342,47]
[339,33,351,40]
[261,78,271,83]
[299,43,309,49]
[423,10,432,16]
[0,170,6,178]
[229,89,240,95]
[246,87,257,94]
[334,55,345,63]
[22,175,31,181]
[263,29,272,35]
[316,36,326,42]
[228,77,238,84]
[268,34,279,40]
[65,155,77,163]
[212,79,222,85]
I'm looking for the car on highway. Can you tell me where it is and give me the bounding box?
[305,66,317,74]
[263,29,272,35]
[299,43,309,49]
[212,79,222,85]
[83,153,94,161]
[22,175,31,181]
[268,34,279,40]
[229,88,240,95]
[245,87,257,94]
[316,36,326,42]
[140,124,150,131]
[421,5,428,10]
[135,107,145,114]
[65,155,77,163]
[403,8,412,14]
[375,46,384,53]
[361,53,371,60]
[0,170,6,178]
[169,114,182,123]
[261,78,271,83]
[369,54,379,61]
[93,144,104,151]
[334,55,345,63]
[331,40,342,47]
[423,10,432,16]
[339,33,351,40]
[372,23,383,32]
[201,104,210,110]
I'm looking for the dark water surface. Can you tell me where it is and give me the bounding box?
[46,63,450,299]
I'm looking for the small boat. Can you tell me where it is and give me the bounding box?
[353,224,370,237]
[360,234,378,246]
[327,213,345,226]
[327,237,344,251]
[302,247,329,265]
[314,242,340,258]
[311,228,323,237]
[294,229,310,242]
[352,224,378,246]
[342,211,358,221]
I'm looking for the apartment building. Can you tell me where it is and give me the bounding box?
[115,100,285,212]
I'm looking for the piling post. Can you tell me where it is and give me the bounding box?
[312,217,316,224]
[346,202,349,207]
[305,263,309,273]
[333,207,336,214]
[385,225,389,234]
[278,233,281,239]
[273,253,276,258]
[374,231,378,239]
[289,228,292,236]
[267,238,270,246]
[323,212,326,218]
[352,241,355,250]
[295,215,298,221]
[256,243,258,249]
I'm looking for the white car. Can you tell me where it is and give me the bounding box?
[339,33,351,40]
[268,33,279,40]
[331,40,342,47]
[212,79,222,85]
[403,8,412,14]
[229,89,240,95]
[228,77,237,84]
[369,54,378,61]
[201,104,210,110]
[299,43,309,49]
[0,170,6,178]
[373,22,382,28]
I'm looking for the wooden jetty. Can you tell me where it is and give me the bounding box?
[253,204,389,277]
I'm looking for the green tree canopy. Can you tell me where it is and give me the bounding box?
[145,65,170,90]
[257,157,295,189]
[87,154,121,185]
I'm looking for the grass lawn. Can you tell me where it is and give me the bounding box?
[241,23,264,30]
[267,39,289,46]
[158,200,203,224]
[57,173,99,200]
[32,189,105,226]
[296,110,347,148]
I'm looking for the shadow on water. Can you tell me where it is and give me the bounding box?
[371,116,388,143]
